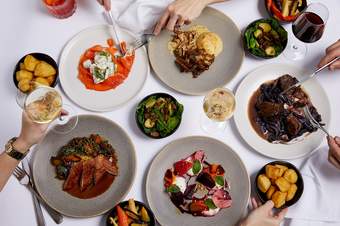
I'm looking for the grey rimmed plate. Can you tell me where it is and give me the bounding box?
[146,136,250,226]
[148,7,244,95]
[32,115,137,218]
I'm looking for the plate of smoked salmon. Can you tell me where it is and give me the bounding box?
[59,25,149,111]
[32,115,136,217]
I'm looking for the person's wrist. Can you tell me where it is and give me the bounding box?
[13,137,31,154]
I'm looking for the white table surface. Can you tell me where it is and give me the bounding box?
[0,0,339,226]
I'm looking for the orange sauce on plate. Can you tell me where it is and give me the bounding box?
[78,39,135,91]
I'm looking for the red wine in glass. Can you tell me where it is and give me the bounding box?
[292,12,325,43]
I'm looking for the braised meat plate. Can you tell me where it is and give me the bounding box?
[50,134,118,199]
[249,74,323,143]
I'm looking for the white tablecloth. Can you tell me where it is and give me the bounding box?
[0,0,339,226]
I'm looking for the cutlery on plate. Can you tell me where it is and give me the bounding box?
[13,166,46,226]
[281,56,340,95]
[303,106,330,136]
[105,10,124,54]
[129,33,154,50]
[14,164,64,224]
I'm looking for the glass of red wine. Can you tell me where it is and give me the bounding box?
[284,3,328,61]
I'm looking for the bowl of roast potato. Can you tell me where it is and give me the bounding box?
[255,161,304,209]
[13,53,58,93]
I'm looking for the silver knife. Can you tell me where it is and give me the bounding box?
[106,10,123,54]
[22,159,64,224]
[21,160,46,226]
[281,56,340,94]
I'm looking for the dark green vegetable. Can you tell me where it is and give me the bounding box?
[136,94,183,138]
[244,18,287,58]
[204,199,217,209]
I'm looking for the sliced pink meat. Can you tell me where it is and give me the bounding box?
[63,162,83,191]
[212,189,232,209]
[193,150,205,162]
[94,155,107,183]
[102,157,118,176]
[80,159,95,191]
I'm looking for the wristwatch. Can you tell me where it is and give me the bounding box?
[5,137,29,161]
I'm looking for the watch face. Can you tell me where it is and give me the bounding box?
[5,138,26,160]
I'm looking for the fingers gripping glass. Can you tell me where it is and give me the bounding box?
[16,83,78,134]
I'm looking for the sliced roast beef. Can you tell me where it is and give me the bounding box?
[63,162,83,191]
[80,159,95,191]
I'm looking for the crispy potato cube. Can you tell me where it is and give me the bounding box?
[34,61,56,77]
[46,75,55,85]
[16,70,33,81]
[18,79,31,92]
[283,169,298,184]
[257,174,271,193]
[272,191,287,208]
[286,184,298,201]
[275,177,291,192]
[275,164,288,176]
[34,77,49,86]
[19,63,25,70]
[266,185,276,199]
[24,55,40,71]
[265,165,281,179]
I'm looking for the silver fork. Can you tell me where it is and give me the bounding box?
[13,166,63,224]
[303,106,330,136]
[13,167,45,226]
[129,33,154,50]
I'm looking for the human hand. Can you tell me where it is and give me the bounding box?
[318,40,340,71]
[97,0,111,11]
[327,136,340,170]
[154,0,214,35]
[239,198,288,226]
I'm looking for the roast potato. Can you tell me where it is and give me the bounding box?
[24,55,40,71]
[272,191,287,208]
[16,70,33,81]
[257,174,271,193]
[46,75,55,85]
[275,177,291,192]
[283,169,298,184]
[266,185,276,199]
[286,184,298,201]
[34,77,50,86]
[18,79,31,92]
[265,165,281,179]
[34,61,56,77]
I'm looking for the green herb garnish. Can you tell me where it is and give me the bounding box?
[192,160,201,175]
[166,184,180,193]
[204,199,217,209]
[215,175,225,187]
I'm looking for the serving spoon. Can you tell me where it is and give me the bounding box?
[281,56,340,95]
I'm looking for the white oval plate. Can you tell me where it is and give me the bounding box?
[234,63,331,159]
[59,25,149,112]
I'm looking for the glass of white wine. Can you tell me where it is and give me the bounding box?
[201,87,236,134]
[17,83,78,134]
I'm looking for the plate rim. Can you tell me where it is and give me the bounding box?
[233,63,331,160]
[145,135,250,226]
[32,114,137,218]
[148,6,244,96]
[59,24,149,112]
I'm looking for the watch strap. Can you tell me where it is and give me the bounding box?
[5,137,28,161]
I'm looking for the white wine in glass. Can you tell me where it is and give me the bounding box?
[25,87,62,123]
[201,87,236,133]
[19,84,78,134]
